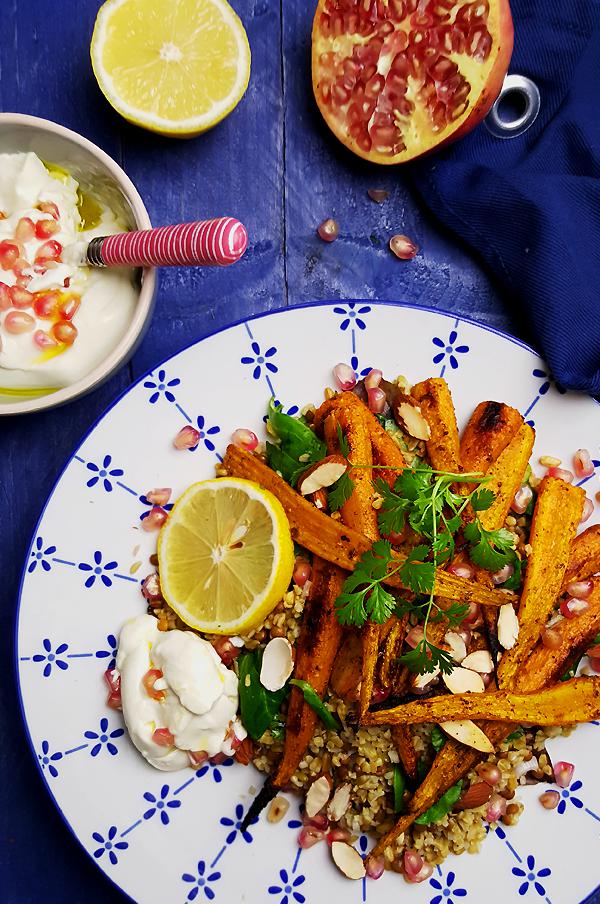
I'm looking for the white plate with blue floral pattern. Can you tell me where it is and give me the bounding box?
[16,302,600,904]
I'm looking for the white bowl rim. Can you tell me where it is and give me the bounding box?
[0,111,156,416]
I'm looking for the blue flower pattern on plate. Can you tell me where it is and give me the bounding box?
[86,454,124,492]
[432,330,469,370]
[334,302,371,331]
[430,870,467,904]
[84,717,124,757]
[241,341,278,380]
[33,638,68,677]
[143,784,182,825]
[195,757,233,783]
[532,368,566,395]
[138,493,174,522]
[188,415,221,453]
[95,634,118,669]
[79,551,118,588]
[557,779,584,814]
[220,802,257,844]
[144,369,181,404]
[92,826,128,866]
[512,855,551,896]
[268,868,306,904]
[38,740,62,778]
[28,536,56,573]
[182,860,221,901]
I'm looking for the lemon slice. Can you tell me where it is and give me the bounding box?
[157,478,294,634]
[90,0,251,137]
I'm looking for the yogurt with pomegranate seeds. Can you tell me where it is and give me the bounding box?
[0,151,137,391]
[116,614,246,771]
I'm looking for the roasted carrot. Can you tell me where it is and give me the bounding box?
[391,725,418,780]
[478,423,535,532]
[323,408,379,542]
[459,400,523,493]
[411,377,461,474]
[330,630,363,702]
[561,524,600,590]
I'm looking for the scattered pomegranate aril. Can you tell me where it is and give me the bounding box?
[210,752,228,765]
[462,601,482,627]
[317,218,339,242]
[59,296,80,320]
[142,668,166,701]
[33,329,59,350]
[9,285,34,309]
[493,563,514,585]
[298,826,326,849]
[35,239,62,263]
[447,562,474,580]
[326,826,351,845]
[573,448,594,479]
[485,792,507,823]
[0,284,10,310]
[39,201,60,219]
[476,763,501,786]
[146,488,172,506]
[403,850,424,880]
[553,761,574,788]
[365,856,385,880]
[104,668,122,710]
[33,291,60,318]
[52,320,78,345]
[405,626,425,649]
[364,368,382,390]
[547,466,574,484]
[35,217,60,239]
[293,557,312,588]
[566,579,594,600]
[370,685,389,704]
[173,425,200,450]
[303,812,329,831]
[152,727,175,748]
[0,240,20,269]
[539,790,560,810]
[231,428,259,451]
[389,234,419,260]
[581,497,594,524]
[332,362,356,391]
[541,626,563,650]
[367,386,386,413]
[142,506,168,532]
[141,572,162,603]
[511,484,533,514]
[212,636,241,666]
[367,189,389,203]
[560,597,589,619]
[4,310,35,333]
[15,217,36,242]
[188,750,209,766]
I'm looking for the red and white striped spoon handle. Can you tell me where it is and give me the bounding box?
[87,217,248,268]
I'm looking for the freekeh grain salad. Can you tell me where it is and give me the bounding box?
[107,365,600,883]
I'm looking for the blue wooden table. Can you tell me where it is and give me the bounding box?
[0,2,593,902]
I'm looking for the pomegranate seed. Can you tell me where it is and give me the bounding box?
[366,856,385,879]
[371,685,389,704]
[293,557,312,588]
[317,218,339,242]
[456,626,472,646]
[367,189,389,203]
[146,487,172,506]
[389,234,419,260]
[327,826,352,845]
[152,727,175,748]
[408,863,433,884]
[231,428,259,451]
[303,812,329,831]
[52,320,78,345]
[188,750,209,766]
[35,218,60,239]
[59,296,80,320]
[476,763,501,786]
[511,484,533,514]
[0,240,19,269]
[33,329,59,350]
[403,850,424,880]
[142,506,168,532]
[560,597,589,619]
[35,239,62,263]
[581,497,594,523]
[298,826,325,849]
[332,362,356,391]
[588,657,600,673]
[405,626,424,648]
[142,668,166,701]
[173,425,200,450]
[367,387,386,413]
[15,216,35,242]
[104,667,120,695]
[210,752,228,765]
[212,636,241,666]
[539,790,560,810]
[586,643,600,659]
[541,626,563,649]
[567,579,594,599]
[13,256,31,277]
[39,201,60,219]
[33,291,60,318]
[447,562,474,580]
[9,285,33,309]
[141,572,162,603]
[554,761,574,788]
[385,528,406,546]
[4,311,35,333]
[493,563,514,585]
[0,284,10,310]
[547,466,574,483]
[485,792,507,823]
[364,368,383,390]
[573,448,594,479]
[462,601,482,627]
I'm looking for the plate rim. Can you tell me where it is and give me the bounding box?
[13,298,600,904]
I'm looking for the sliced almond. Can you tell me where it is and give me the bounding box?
[443,666,485,694]
[297,455,348,496]
[498,603,519,650]
[260,637,294,692]
[305,774,331,818]
[445,631,467,663]
[327,782,351,822]
[411,666,440,690]
[331,841,366,880]
[440,720,495,753]
[396,401,431,441]
[461,650,494,674]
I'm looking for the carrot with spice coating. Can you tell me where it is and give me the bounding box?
[561,523,600,590]
[411,377,461,474]
[459,400,524,493]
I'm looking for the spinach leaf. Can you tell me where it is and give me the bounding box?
[393,765,405,813]
[414,781,463,825]
[289,679,341,730]
[430,725,446,753]
[506,727,524,742]
[267,399,326,467]
[238,650,288,740]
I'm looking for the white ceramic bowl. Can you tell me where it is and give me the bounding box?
[0,112,156,416]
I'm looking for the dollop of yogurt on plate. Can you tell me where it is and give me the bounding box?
[116,614,246,771]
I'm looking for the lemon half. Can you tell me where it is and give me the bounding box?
[90,0,251,137]
[157,478,294,634]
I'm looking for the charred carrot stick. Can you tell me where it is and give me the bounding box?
[411,377,461,474]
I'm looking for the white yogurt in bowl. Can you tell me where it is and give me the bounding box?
[0,151,138,391]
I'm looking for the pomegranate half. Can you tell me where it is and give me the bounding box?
[312,0,514,164]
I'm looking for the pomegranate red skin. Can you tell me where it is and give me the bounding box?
[311,1,514,165]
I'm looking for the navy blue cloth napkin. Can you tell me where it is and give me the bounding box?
[412,0,600,395]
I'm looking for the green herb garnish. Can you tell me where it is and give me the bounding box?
[506,727,524,742]
[289,679,341,730]
[414,781,463,825]
[393,765,406,813]
[238,651,289,740]
[430,725,446,753]
[266,399,326,485]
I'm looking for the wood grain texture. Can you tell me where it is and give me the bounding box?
[0,2,533,903]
